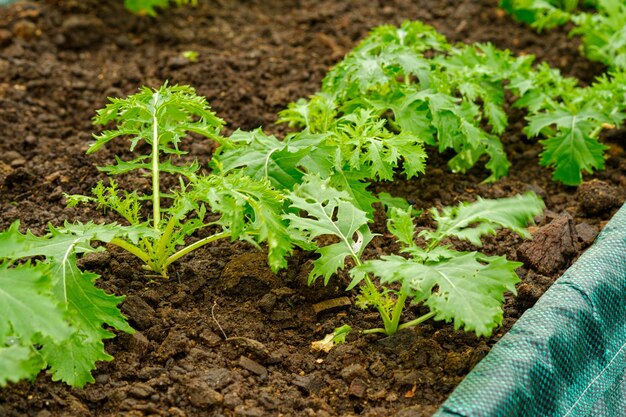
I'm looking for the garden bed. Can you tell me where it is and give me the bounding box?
[0,0,625,416]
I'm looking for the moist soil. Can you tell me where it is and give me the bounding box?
[0,1,625,416]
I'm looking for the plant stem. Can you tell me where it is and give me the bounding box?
[386,293,408,335]
[152,90,161,231]
[155,215,178,263]
[362,311,436,335]
[164,230,231,268]
[109,238,152,265]
[397,311,436,331]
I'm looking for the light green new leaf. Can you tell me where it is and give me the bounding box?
[0,345,44,386]
[0,221,152,261]
[387,207,416,247]
[421,193,545,246]
[353,252,521,336]
[528,104,611,185]
[0,262,72,344]
[49,256,133,343]
[334,110,427,181]
[41,332,113,388]
[286,175,373,284]
[0,222,141,386]
[193,172,293,272]
[90,83,223,157]
[98,155,200,180]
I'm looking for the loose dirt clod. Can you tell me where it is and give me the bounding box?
[576,179,622,216]
[517,214,578,275]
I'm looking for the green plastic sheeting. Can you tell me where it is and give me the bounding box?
[434,203,626,417]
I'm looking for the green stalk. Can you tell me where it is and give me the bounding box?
[385,293,408,335]
[164,230,231,268]
[152,90,161,231]
[397,311,436,331]
[154,215,178,265]
[109,237,152,265]
[362,311,436,335]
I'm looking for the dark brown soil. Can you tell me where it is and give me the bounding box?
[0,1,625,416]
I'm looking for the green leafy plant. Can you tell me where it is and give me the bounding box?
[501,0,626,70]
[286,174,544,337]
[500,0,585,30]
[124,0,196,16]
[275,20,626,186]
[212,110,426,216]
[571,0,626,69]
[67,83,291,277]
[0,222,147,387]
[0,84,293,387]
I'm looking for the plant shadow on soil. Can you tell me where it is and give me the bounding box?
[0,0,625,416]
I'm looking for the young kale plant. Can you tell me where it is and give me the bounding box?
[212,108,427,217]
[124,0,196,16]
[500,0,585,30]
[278,20,625,185]
[67,83,292,277]
[286,174,544,337]
[502,0,626,70]
[0,84,293,387]
[350,194,544,336]
[0,222,150,387]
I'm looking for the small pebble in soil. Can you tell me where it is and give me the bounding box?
[121,295,157,330]
[186,378,223,407]
[238,356,268,379]
[368,358,385,377]
[293,373,325,394]
[201,367,234,390]
[348,378,368,398]
[0,29,12,47]
[340,363,368,382]
[60,15,105,48]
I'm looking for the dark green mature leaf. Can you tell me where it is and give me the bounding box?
[286,175,373,284]
[213,128,327,189]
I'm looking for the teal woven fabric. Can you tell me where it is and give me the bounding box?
[434,203,626,417]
